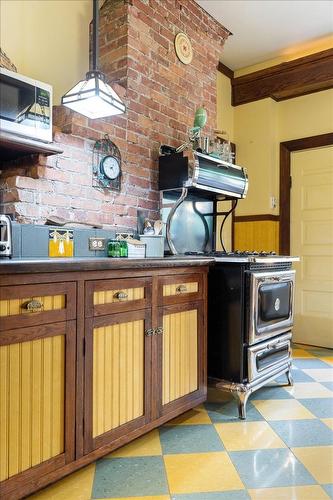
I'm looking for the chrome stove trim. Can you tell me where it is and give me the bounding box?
[248,270,295,345]
[248,331,292,382]
[209,359,293,419]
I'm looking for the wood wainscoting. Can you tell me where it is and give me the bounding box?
[233,214,280,252]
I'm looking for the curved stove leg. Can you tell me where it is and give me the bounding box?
[232,389,251,420]
[286,368,294,386]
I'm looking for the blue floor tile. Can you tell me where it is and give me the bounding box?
[293,358,331,369]
[229,448,316,488]
[274,367,314,383]
[171,491,250,500]
[322,484,333,499]
[250,385,293,400]
[269,419,333,447]
[159,424,224,454]
[321,381,333,391]
[92,456,168,498]
[205,400,264,423]
[299,398,333,418]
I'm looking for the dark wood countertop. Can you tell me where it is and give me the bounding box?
[0,256,214,275]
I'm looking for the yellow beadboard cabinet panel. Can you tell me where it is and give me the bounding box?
[234,220,279,252]
[0,335,65,482]
[0,295,65,317]
[163,282,198,297]
[162,309,198,405]
[93,320,144,438]
[93,287,144,306]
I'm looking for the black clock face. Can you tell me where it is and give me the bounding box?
[100,155,120,180]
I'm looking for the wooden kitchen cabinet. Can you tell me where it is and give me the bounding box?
[155,300,206,418]
[0,263,208,499]
[83,309,152,454]
[0,320,76,499]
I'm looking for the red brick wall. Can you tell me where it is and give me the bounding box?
[0,0,229,228]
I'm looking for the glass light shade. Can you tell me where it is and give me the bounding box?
[61,71,126,119]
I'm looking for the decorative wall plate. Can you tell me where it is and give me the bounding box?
[174,32,193,65]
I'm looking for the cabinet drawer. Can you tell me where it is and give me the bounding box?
[158,273,203,305]
[0,282,76,331]
[85,277,152,317]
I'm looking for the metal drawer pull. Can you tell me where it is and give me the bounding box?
[145,328,154,336]
[114,291,128,300]
[155,326,163,335]
[176,284,187,293]
[21,299,44,313]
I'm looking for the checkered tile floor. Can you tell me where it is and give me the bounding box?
[30,344,333,500]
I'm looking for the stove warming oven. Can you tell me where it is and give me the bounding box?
[208,252,298,419]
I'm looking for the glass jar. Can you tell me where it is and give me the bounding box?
[107,240,121,258]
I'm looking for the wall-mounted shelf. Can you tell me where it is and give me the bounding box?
[0,131,63,161]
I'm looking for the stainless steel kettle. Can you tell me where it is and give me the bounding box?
[0,215,12,258]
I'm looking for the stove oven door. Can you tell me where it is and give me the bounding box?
[248,332,292,382]
[248,270,295,345]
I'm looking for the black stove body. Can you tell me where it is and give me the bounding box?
[208,257,293,383]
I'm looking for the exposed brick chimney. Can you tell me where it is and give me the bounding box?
[0,0,230,228]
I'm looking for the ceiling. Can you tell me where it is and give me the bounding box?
[196,0,333,70]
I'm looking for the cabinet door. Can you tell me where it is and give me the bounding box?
[155,301,206,418]
[84,309,152,453]
[0,321,76,498]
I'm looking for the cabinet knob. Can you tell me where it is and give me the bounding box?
[113,291,128,300]
[21,299,44,313]
[155,326,164,335]
[176,284,187,293]
[145,328,154,337]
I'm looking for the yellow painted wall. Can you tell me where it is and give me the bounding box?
[235,34,333,77]
[216,72,234,251]
[0,0,92,104]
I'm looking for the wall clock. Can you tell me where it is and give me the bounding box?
[174,32,193,65]
[92,134,122,191]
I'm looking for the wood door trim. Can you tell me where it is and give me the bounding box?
[279,132,333,254]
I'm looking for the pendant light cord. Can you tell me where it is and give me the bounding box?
[92,0,99,71]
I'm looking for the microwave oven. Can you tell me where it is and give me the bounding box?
[0,67,53,143]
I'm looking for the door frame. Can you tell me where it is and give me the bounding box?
[279,132,333,254]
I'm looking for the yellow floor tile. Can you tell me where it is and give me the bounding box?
[252,399,315,421]
[284,382,332,398]
[106,429,162,458]
[292,348,315,358]
[164,404,211,425]
[105,497,170,500]
[214,421,287,451]
[322,418,333,430]
[248,485,330,499]
[302,369,333,382]
[164,451,244,494]
[321,357,333,365]
[291,446,333,483]
[28,464,95,500]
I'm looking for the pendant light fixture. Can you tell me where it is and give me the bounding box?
[61,0,126,119]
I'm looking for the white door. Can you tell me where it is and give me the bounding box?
[291,146,333,348]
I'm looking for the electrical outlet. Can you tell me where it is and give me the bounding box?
[270,196,277,209]
[89,237,106,251]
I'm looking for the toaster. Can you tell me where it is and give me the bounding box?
[0,214,12,258]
